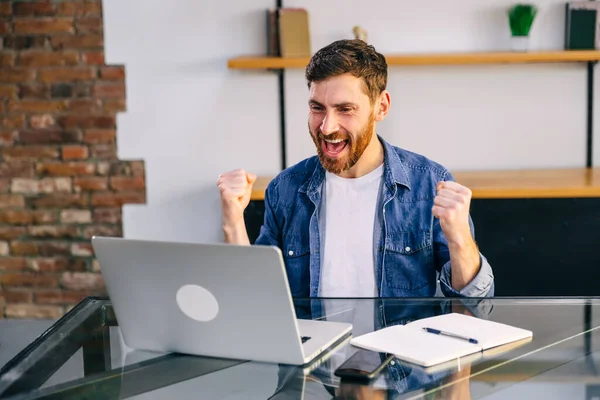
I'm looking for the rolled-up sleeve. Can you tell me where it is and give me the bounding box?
[439,253,495,297]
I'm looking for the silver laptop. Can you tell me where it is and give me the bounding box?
[91,236,352,366]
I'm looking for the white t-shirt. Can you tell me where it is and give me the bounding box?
[318,163,383,299]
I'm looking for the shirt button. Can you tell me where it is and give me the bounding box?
[405,246,411,252]
[288,250,294,256]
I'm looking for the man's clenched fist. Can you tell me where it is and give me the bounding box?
[432,181,474,247]
[217,169,257,229]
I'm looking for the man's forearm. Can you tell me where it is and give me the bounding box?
[222,221,251,245]
[448,238,481,291]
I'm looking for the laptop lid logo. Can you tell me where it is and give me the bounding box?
[176,284,219,322]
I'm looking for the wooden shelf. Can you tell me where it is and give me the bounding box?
[251,167,600,200]
[228,50,600,69]
[228,56,310,69]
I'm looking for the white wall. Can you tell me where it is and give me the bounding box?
[103,0,280,242]
[103,0,599,243]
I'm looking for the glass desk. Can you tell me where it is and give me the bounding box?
[2,297,600,399]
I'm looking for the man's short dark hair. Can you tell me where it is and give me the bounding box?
[305,39,388,104]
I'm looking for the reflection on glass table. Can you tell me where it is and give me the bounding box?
[2,297,600,399]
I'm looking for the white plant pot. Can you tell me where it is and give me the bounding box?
[511,36,530,52]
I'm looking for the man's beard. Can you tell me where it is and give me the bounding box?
[309,114,376,175]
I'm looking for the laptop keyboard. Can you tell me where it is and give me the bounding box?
[301,336,311,343]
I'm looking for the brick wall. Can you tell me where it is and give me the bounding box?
[0,0,146,319]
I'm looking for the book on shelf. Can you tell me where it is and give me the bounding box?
[266,9,279,57]
[565,1,600,50]
[266,8,311,57]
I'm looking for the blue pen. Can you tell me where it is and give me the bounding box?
[423,327,479,344]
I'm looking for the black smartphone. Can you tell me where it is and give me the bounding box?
[334,349,395,382]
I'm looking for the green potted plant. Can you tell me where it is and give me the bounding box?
[507,4,538,51]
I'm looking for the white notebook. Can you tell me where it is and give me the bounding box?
[350,313,533,369]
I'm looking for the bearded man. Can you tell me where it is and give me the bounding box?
[217,39,494,299]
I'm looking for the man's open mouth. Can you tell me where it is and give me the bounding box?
[322,138,349,157]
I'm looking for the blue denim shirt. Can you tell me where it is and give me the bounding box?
[254,135,494,298]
